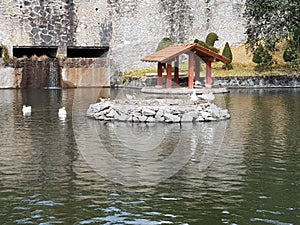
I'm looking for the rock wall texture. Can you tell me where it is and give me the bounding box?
[0,0,246,86]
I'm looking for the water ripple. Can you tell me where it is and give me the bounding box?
[250,218,293,225]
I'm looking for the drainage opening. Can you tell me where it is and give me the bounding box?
[67,46,109,58]
[13,46,58,58]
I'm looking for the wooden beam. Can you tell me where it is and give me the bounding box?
[174,57,179,85]
[188,53,194,89]
[166,62,172,88]
[157,62,163,86]
[195,56,200,82]
[205,60,212,88]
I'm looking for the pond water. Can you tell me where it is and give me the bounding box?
[0,88,299,225]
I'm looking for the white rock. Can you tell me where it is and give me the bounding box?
[181,111,198,122]
[138,115,148,122]
[142,108,156,116]
[115,113,128,121]
[106,109,117,118]
[132,116,139,122]
[164,113,180,123]
[146,117,156,123]
[200,111,212,120]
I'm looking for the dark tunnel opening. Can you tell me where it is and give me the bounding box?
[13,46,58,58]
[67,46,109,58]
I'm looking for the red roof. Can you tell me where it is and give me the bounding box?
[141,43,230,63]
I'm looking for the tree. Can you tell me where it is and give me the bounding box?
[283,28,300,63]
[156,37,174,51]
[244,0,300,51]
[222,42,233,70]
[252,45,273,67]
[283,43,298,63]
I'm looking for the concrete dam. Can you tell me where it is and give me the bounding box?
[0,0,246,88]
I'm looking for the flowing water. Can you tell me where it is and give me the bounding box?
[48,61,60,89]
[0,88,299,225]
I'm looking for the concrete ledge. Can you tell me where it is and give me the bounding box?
[145,72,188,78]
[140,87,229,95]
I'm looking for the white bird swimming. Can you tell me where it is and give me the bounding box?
[190,89,199,102]
[200,91,215,102]
[58,107,67,118]
[22,105,31,117]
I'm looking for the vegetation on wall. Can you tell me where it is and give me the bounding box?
[1,45,11,67]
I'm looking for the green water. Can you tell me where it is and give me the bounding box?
[0,88,299,224]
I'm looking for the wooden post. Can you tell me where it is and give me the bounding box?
[166,62,172,88]
[174,57,179,85]
[205,60,212,88]
[188,53,195,89]
[195,56,200,82]
[157,62,163,86]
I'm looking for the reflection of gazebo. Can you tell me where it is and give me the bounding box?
[141,43,230,89]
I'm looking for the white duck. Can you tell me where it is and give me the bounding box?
[190,89,199,102]
[200,91,215,102]
[58,107,67,118]
[22,105,31,117]
[194,80,202,86]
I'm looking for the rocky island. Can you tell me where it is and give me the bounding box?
[87,98,230,123]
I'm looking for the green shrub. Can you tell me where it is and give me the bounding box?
[194,39,219,53]
[205,32,219,47]
[222,42,233,70]
[283,43,298,63]
[283,29,300,65]
[156,37,174,51]
[252,45,273,67]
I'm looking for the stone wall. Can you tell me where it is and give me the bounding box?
[214,75,300,88]
[0,0,246,88]
[107,0,246,73]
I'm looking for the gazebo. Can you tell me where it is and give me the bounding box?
[141,43,230,89]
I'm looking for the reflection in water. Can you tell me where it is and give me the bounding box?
[72,88,228,186]
[76,119,227,186]
[0,88,299,224]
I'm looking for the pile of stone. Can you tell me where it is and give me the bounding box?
[87,99,230,123]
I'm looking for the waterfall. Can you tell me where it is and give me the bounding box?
[48,60,60,89]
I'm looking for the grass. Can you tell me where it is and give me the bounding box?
[212,62,300,77]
